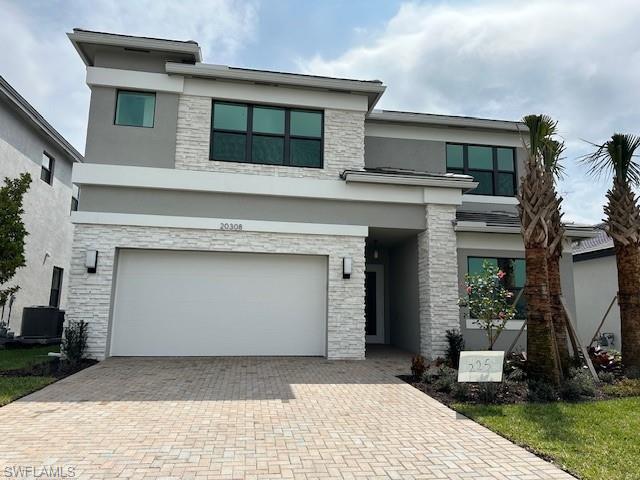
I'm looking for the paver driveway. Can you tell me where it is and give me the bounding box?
[0,350,573,479]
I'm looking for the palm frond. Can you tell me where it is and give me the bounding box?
[541,139,566,180]
[581,134,640,185]
[522,114,558,156]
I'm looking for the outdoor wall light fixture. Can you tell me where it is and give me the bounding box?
[343,257,352,279]
[86,250,98,273]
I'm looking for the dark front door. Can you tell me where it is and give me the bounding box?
[365,265,384,343]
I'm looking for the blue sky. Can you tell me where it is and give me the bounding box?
[2,0,640,224]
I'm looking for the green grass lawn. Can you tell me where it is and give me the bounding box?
[0,345,60,406]
[455,398,640,480]
[0,377,55,406]
[0,345,59,372]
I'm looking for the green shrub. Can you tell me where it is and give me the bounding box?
[528,380,558,402]
[507,366,526,382]
[559,368,597,401]
[452,381,471,401]
[445,329,465,369]
[602,378,640,398]
[422,366,440,384]
[598,371,617,384]
[410,355,427,380]
[61,320,88,366]
[478,383,500,403]
[433,366,457,393]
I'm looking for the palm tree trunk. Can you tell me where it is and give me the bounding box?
[614,242,640,378]
[547,254,571,375]
[526,247,561,386]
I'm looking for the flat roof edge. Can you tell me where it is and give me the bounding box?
[367,110,527,133]
[67,29,202,65]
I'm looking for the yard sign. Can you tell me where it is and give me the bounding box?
[457,351,505,383]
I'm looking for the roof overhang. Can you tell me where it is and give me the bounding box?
[455,221,598,239]
[342,169,478,191]
[67,29,202,66]
[367,110,527,133]
[0,76,82,162]
[165,63,386,112]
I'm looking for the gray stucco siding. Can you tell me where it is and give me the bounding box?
[364,136,445,173]
[78,185,428,230]
[457,246,577,352]
[84,86,178,168]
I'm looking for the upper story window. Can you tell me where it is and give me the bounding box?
[41,152,54,185]
[115,90,156,128]
[446,143,516,196]
[210,101,323,168]
[70,184,79,213]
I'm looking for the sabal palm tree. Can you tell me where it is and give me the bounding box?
[542,139,572,375]
[517,114,561,385]
[583,134,640,378]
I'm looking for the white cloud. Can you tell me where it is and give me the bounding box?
[0,0,259,152]
[300,0,640,224]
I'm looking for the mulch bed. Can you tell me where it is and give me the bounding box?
[0,358,98,379]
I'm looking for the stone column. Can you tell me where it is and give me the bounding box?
[417,204,460,359]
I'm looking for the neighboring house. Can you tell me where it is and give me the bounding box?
[66,29,595,360]
[573,227,620,349]
[0,76,83,334]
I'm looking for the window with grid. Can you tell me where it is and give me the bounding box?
[446,144,516,196]
[210,101,323,168]
[467,257,526,318]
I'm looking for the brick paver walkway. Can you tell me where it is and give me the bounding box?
[0,350,573,479]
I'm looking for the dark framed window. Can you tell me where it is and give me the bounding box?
[115,90,156,127]
[210,101,323,168]
[468,256,526,318]
[70,185,79,213]
[446,143,517,196]
[41,152,54,185]
[49,267,63,308]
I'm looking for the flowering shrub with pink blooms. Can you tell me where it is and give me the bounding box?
[459,260,517,350]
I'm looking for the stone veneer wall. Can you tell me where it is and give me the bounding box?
[417,204,460,358]
[66,224,365,360]
[174,95,365,179]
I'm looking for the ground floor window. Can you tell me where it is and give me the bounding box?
[468,256,526,318]
[49,267,63,308]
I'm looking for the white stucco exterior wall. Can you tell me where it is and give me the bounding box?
[573,255,621,349]
[0,138,74,333]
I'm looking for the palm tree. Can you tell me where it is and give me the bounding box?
[542,139,572,375]
[583,134,640,378]
[518,114,561,386]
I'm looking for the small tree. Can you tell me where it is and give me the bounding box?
[459,260,517,350]
[0,173,32,316]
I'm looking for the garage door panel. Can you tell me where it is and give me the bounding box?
[110,249,327,356]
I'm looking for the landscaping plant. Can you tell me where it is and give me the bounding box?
[61,320,88,366]
[459,260,516,350]
[583,134,640,378]
[445,329,465,368]
[410,355,427,380]
[0,173,32,315]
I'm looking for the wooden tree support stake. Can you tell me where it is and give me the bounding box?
[560,296,599,382]
[589,295,618,347]
[505,289,526,356]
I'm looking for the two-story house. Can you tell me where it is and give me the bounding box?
[0,75,83,335]
[66,29,594,360]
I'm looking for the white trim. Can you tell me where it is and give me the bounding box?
[87,67,184,93]
[462,194,518,205]
[466,318,525,331]
[72,163,427,205]
[457,231,524,250]
[343,170,476,189]
[183,77,369,112]
[367,111,524,132]
[71,211,369,237]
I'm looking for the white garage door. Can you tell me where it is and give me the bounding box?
[110,249,327,356]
